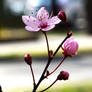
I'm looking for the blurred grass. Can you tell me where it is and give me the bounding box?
[59,81,92,92]
[7,80,92,92]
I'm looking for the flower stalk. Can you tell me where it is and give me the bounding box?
[42,31,50,58]
[30,65,36,87]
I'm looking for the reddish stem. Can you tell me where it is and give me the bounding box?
[30,65,36,87]
[45,56,67,77]
[42,31,50,58]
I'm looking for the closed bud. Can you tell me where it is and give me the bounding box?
[58,10,66,23]
[62,37,79,56]
[24,54,32,65]
[57,71,69,80]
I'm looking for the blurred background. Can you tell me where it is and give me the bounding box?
[0,0,92,92]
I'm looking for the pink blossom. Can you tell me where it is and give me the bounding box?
[62,37,79,56]
[22,7,61,32]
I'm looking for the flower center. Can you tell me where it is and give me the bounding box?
[40,22,48,29]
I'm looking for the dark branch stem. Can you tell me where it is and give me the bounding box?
[53,33,72,57]
[30,65,36,87]
[32,57,51,92]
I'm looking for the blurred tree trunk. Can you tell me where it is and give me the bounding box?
[86,0,92,34]
[52,0,58,15]
[0,0,3,24]
[52,0,55,15]
[0,86,2,92]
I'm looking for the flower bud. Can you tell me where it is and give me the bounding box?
[57,71,69,80]
[62,37,79,56]
[24,54,32,65]
[58,10,66,23]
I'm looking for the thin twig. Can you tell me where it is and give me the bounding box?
[46,56,67,77]
[43,32,50,58]
[30,65,36,87]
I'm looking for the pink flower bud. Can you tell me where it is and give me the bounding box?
[58,10,66,23]
[62,37,79,56]
[57,71,69,80]
[24,54,32,65]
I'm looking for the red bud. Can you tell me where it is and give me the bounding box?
[57,71,69,80]
[58,10,66,23]
[24,54,32,65]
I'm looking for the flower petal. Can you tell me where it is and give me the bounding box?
[37,7,49,21]
[22,16,40,31]
[25,26,40,32]
[49,16,61,25]
[63,37,79,56]
[29,16,40,28]
[22,16,30,26]
[41,25,55,31]
[22,16,39,27]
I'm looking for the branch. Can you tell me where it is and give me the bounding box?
[32,33,72,92]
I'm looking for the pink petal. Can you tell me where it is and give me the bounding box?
[37,7,49,21]
[29,16,40,28]
[22,16,30,26]
[41,25,55,31]
[63,37,79,55]
[64,37,74,47]
[49,16,61,25]
[25,26,40,32]
[22,16,40,31]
